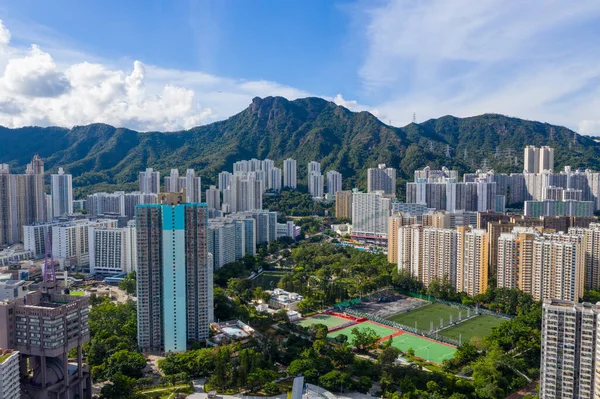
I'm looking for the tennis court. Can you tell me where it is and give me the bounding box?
[327,321,398,344]
[390,333,457,365]
[387,303,467,330]
[440,315,507,343]
[296,313,350,330]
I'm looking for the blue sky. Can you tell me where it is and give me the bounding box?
[0,0,600,134]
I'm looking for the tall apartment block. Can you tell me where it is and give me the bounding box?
[335,190,353,220]
[269,167,282,193]
[205,185,221,211]
[139,168,161,194]
[0,289,91,398]
[51,167,73,218]
[0,156,47,245]
[283,158,297,189]
[368,164,396,197]
[570,223,600,290]
[0,350,19,399]
[539,299,600,399]
[326,171,342,196]
[308,172,324,199]
[387,214,418,264]
[351,191,391,241]
[524,145,554,173]
[457,227,488,296]
[396,225,457,288]
[185,169,202,203]
[89,224,136,275]
[136,193,212,353]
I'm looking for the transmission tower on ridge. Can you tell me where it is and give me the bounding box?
[412,112,416,123]
[446,145,451,158]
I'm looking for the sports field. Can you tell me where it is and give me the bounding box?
[390,333,456,365]
[296,314,350,330]
[387,303,466,330]
[328,321,398,344]
[439,315,507,343]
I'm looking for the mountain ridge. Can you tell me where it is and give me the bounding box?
[1,96,598,198]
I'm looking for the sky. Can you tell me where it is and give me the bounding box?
[0,0,600,134]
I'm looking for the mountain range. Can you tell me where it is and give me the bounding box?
[1,96,599,199]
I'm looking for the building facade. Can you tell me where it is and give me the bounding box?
[368,164,396,196]
[539,299,600,399]
[136,195,212,353]
[283,158,297,189]
[51,167,73,218]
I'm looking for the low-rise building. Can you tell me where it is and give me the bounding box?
[268,288,303,311]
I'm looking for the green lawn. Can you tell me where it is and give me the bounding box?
[327,321,398,344]
[69,291,85,296]
[251,273,282,289]
[390,333,456,365]
[439,315,507,343]
[296,314,350,330]
[387,303,471,330]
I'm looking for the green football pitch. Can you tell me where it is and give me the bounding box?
[327,321,398,344]
[390,333,456,365]
[388,303,469,330]
[439,315,507,343]
[296,314,350,330]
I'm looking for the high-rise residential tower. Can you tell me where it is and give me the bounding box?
[335,190,353,220]
[457,227,488,296]
[368,164,396,197]
[205,185,221,211]
[0,156,47,245]
[139,168,161,194]
[326,171,342,196]
[51,167,73,218]
[308,172,324,199]
[283,158,297,189]
[351,191,391,240]
[185,169,202,203]
[136,193,212,353]
[539,299,600,399]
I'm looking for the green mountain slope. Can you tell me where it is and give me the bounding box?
[1,96,598,198]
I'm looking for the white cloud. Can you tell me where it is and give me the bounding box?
[3,45,70,97]
[356,0,600,133]
[0,19,350,132]
[0,20,10,47]
[579,120,600,136]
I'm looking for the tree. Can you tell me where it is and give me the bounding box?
[319,370,351,392]
[118,272,137,296]
[264,382,279,396]
[350,326,380,352]
[100,373,141,399]
[103,350,147,380]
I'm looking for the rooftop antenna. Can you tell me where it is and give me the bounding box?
[412,112,416,123]
[43,231,56,289]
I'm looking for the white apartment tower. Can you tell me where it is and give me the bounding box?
[51,167,73,217]
[326,171,343,195]
[185,169,202,203]
[205,185,221,211]
[283,158,297,189]
[352,191,392,238]
[308,172,324,199]
[368,164,396,197]
[89,226,135,275]
[139,168,161,194]
[539,299,600,399]
[0,350,20,399]
[524,146,554,173]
